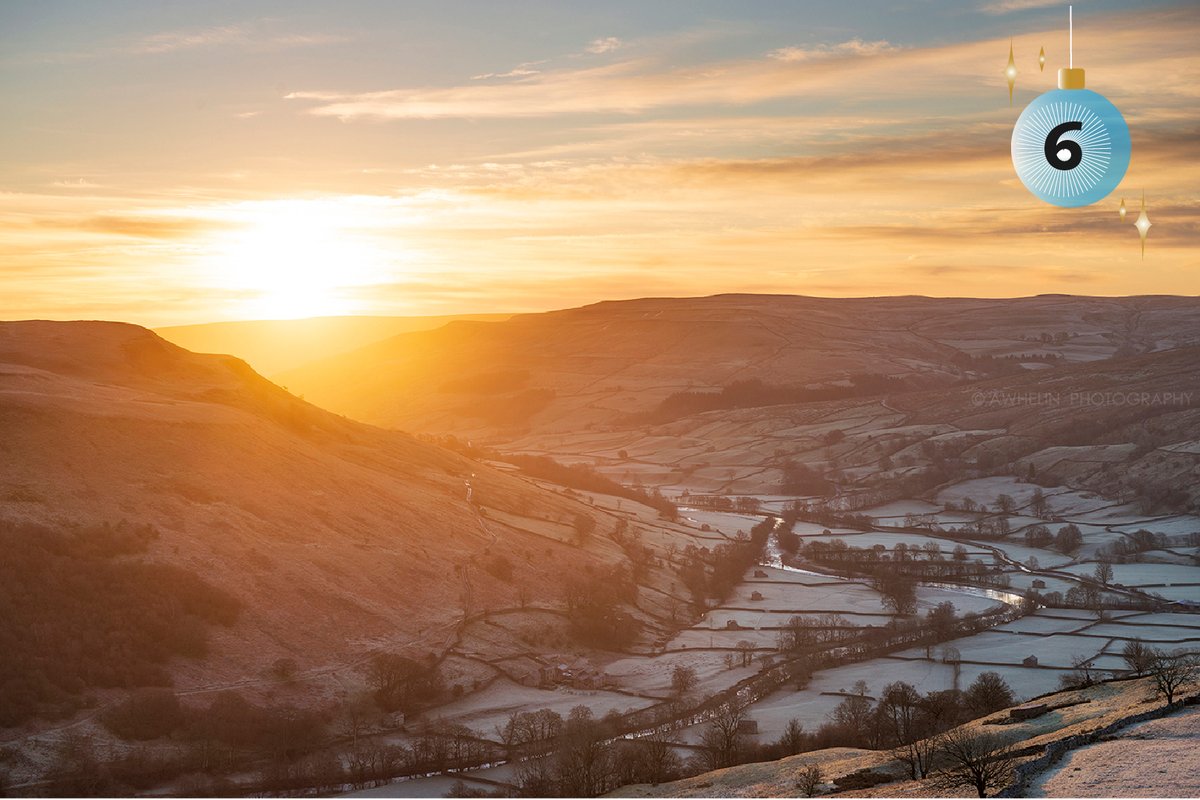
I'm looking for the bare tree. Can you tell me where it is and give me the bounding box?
[670,665,698,697]
[777,718,806,756]
[735,640,755,668]
[1122,639,1154,676]
[1149,649,1199,704]
[797,764,823,797]
[1054,524,1083,555]
[1029,488,1049,519]
[880,681,939,779]
[964,671,1014,717]
[339,692,377,749]
[1094,561,1114,585]
[876,572,918,615]
[931,728,1020,798]
[614,735,681,786]
[1059,654,1098,691]
[699,704,746,770]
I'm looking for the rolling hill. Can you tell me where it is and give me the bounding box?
[0,320,642,712]
[273,294,1200,440]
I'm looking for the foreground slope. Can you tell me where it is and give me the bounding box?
[0,320,631,697]
[613,676,1198,798]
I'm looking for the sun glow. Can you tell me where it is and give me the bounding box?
[202,198,399,319]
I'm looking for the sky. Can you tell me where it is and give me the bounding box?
[1,0,1198,325]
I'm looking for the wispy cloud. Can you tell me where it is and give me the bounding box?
[286,7,1198,126]
[50,179,104,190]
[767,38,894,62]
[132,24,248,54]
[586,36,623,54]
[980,0,1068,14]
[35,214,233,239]
[34,21,348,62]
[471,61,546,81]
[286,41,905,120]
[130,23,347,54]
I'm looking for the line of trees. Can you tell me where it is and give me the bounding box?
[795,538,1012,593]
[676,518,772,610]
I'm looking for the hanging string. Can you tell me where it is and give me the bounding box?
[1069,6,1073,68]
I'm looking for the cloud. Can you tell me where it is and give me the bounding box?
[471,61,545,80]
[130,24,347,54]
[285,44,915,120]
[767,38,894,62]
[36,214,231,239]
[50,179,104,190]
[32,21,349,62]
[132,24,247,54]
[8,6,1199,323]
[586,37,623,54]
[296,3,1198,126]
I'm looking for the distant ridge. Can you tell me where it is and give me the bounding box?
[156,313,510,375]
[272,293,1200,437]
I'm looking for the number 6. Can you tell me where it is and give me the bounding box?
[1044,121,1083,171]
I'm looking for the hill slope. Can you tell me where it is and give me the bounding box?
[0,321,628,703]
[274,294,1200,438]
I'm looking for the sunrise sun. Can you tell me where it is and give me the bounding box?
[205,198,396,319]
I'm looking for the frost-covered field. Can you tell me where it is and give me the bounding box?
[346,764,518,798]
[1001,572,1078,595]
[893,630,1106,668]
[721,605,1200,744]
[1059,562,1200,587]
[1028,706,1200,797]
[696,655,1066,744]
[677,509,761,536]
[935,477,1043,509]
[605,649,756,697]
[992,615,1095,635]
[426,678,654,734]
[1110,515,1200,537]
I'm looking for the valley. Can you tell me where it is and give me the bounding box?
[2,295,1199,798]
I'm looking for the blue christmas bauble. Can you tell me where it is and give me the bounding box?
[1011,87,1130,208]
